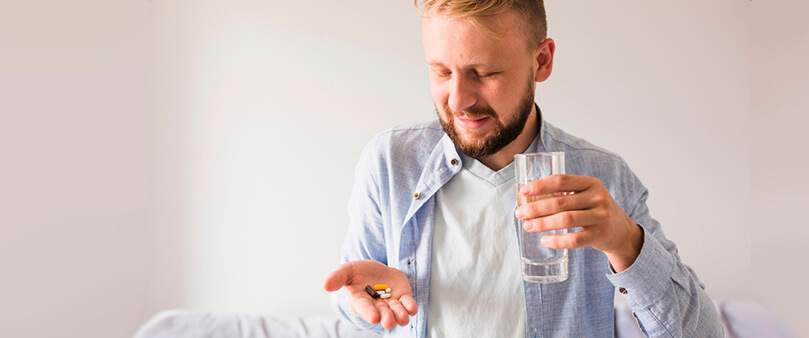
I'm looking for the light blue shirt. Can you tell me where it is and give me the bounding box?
[331,113,723,337]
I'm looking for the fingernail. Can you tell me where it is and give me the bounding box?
[514,208,524,219]
[520,185,531,195]
[541,236,550,246]
[523,221,533,231]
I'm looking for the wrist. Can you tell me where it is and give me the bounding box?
[605,221,644,273]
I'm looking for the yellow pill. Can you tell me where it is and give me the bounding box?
[385,288,391,293]
[373,284,389,291]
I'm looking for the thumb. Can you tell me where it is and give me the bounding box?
[323,262,354,292]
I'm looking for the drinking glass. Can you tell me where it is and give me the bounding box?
[514,152,569,283]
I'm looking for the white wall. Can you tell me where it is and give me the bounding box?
[0,1,151,337]
[147,0,432,317]
[751,0,809,335]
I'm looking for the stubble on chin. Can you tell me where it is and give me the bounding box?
[436,94,534,159]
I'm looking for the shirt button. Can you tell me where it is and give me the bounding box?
[450,158,458,165]
[413,192,420,199]
[619,287,628,294]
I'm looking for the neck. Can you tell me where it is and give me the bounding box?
[478,105,540,171]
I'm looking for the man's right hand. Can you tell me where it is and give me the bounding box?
[323,260,418,330]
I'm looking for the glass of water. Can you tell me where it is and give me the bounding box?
[514,152,569,283]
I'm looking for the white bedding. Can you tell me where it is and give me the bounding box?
[135,301,796,337]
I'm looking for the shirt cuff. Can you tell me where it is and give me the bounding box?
[605,224,676,308]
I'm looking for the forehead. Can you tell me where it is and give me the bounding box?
[421,11,528,67]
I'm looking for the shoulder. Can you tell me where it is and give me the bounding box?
[363,120,446,161]
[371,120,445,149]
[355,120,447,186]
[543,122,629,171]
[543,122,646,203]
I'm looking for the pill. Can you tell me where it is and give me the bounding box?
[376,290,386,295]
[373,284,389,291]
[366,285,380,298]
[380,293,391,299]
[385,288,391,293]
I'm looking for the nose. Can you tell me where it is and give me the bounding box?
[447,74,477,113]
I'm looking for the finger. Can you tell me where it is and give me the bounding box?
[523,210,600,232]
[349,296,380,325]
[387,300,411,326]
[375,300,397,329]
[520,174,595,197]
[540,230,597,249]
[516,190,594,220]
[399,294,419,315]
[323,262,353,292]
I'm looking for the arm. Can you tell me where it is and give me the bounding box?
[325,139,417,332]
[605,184,723,337]
[330,140,387,333]
[515,167,723,337]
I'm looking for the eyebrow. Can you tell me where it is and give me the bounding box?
[426,60,505,69]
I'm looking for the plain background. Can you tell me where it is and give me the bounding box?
[1,0,807,337]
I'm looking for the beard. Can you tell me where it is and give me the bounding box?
[437,82,535,159]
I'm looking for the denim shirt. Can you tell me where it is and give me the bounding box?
[331,115,722,337]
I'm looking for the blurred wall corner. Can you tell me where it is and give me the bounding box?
[750,0,809,336]
[143,0,194,325]
[0,0,167,337]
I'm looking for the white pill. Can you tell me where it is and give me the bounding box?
[377,290,386,295]
[380,293,391,299]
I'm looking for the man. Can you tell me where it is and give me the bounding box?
[323,0,722,337]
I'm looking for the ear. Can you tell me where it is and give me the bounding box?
[533,38,555,82]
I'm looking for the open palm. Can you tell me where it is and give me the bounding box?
[323,260,418,330]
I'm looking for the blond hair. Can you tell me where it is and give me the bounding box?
[415,0,547,48]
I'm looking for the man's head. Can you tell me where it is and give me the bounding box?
[417,0,555,159]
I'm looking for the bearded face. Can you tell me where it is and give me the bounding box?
[437,76,535,159]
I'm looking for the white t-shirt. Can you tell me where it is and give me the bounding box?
[427,154,526,337]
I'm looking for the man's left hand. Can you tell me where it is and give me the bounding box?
[514,174,644,272]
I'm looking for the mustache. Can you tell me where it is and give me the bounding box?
[444,104,497,119]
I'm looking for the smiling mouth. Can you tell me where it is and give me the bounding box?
[454,115,491,130]
[456,115,487,121]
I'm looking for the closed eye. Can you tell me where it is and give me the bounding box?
[432,69,451,78]
[477,71,500,78]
